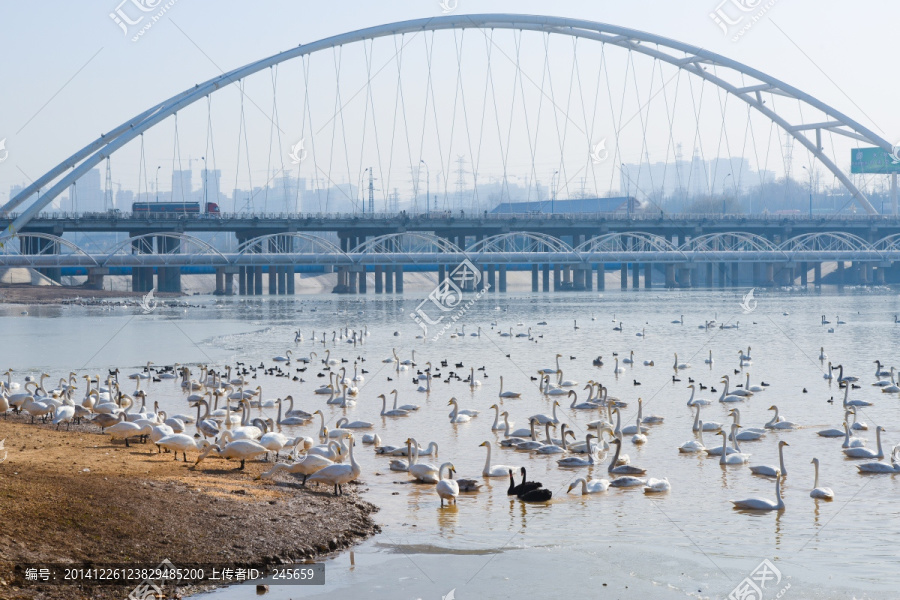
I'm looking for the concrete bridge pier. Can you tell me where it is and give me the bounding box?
[385,266,394,293]
[620,264,628,289]
[875,262,889,285]
[799,262,808,286]
[356,267,366,294]
[532,265,539,292]
[498,265,507,292]
[543,264,550,292]
[131,236,154,293]
[395,265,404,293]
[225,267,237,295]
[676,265,693,288]
[374,266,383,294]
[269,267,277,295]
[438,264,446,285]
[238,267,247,295]
[279,266,289,294]
[631,263,640,289]
[554,265,562,291]
[347,270,358,294]
[717,263,727,287]
[837,262,845,286]
[215,269,225,295]
[253,267,263,295]
[704,264,714,288]
[585,265,594,291]
[813,263,822,286]
[157,236,181,293]
[86,267,109,290]
[764,264,775,287]
[731,263,740,287]
[777,263,795,286]
[665,264,676,289]
[643,263,652,288]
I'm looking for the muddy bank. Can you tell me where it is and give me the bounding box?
[0,284,186,306]
[0,414,379,600]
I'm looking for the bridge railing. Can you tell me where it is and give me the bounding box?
[7,210,900,223]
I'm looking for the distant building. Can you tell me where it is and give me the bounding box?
[489,197,640,214]
[171,170,193,203]
[73,168,103,212]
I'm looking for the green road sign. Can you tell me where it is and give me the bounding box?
[851,147,900,174]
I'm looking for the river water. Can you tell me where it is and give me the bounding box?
[4,286,900,599]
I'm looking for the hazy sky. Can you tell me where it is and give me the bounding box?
[1,1,897,207]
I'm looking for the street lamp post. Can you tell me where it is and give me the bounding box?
[551,170,559,213]
[802,166,813,217]
[155,166,161,203]
[201,156,207,213]
[358,168,369,215]
[420,159,429,216]
[723,173,732,214]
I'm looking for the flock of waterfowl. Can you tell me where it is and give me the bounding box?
[1,311,894,514]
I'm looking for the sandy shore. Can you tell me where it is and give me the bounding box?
[0,414,379,600]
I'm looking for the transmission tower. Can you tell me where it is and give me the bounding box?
[454,155,467,212]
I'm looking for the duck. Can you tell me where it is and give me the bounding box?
[749,441,789,477]
[809,458,834,500]
[730,470,785,511]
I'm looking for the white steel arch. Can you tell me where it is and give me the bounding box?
[352,233,464,260]
[681,232,780,253]
[0,232,98,266]
[469,232,574,254]
[779,232,874,254]
[577,232,678,254]
[0,14,885,246]
[103,232,228,267]
[238,232,345,256]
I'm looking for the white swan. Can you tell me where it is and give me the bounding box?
[380,394,410,418]
[718,430,751,465]
[273,350,292,362]
[539,354,563,375]
[749,441,789,477]
[393,389,420,412]
[643,477,671,493]
[489,404,507,431]
[809,458,834,499]
[679,424,705,453]
[857,446,900,473]
[469,367,481,388]
[156,434,211,462]
[529,400,560,425]
[568,390,596,410]
[435,463,459,507]
[448,397,478,423]
[195,438,269,470]
[306,433,361,495]
[745,373,765,393]
[608,439,645,475]
[764,405,797,430]
[613,358,625,374]
[567,475,609,494]
[480,441,517,477]
[721,375,752,399]
[257,453,334,485]
[728,408,766,441]
[673,353,690,370]
[705,350,714,364]
[692,404,721,432]
[841,384,873,408]
[686,384,711,406]
[844,426,885,459]
[622,350,635,365]
[731,471,785,511]
[498,376,521,398]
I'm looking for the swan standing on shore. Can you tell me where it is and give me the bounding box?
[306,433,361,495]
[435,463,459,507]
